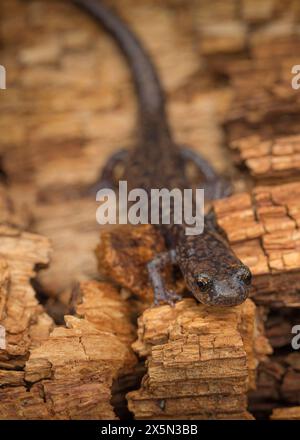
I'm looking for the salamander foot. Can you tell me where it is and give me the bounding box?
[147,250,181,307]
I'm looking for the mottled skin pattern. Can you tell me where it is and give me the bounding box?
[74,0,252,306]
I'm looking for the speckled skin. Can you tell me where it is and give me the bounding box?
[75,0,252,306]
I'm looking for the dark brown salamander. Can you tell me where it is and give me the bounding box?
[73,0,252,306]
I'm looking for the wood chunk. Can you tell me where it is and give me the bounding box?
[265,309,300,348]
[281,367,300,404]
[1,281,137,420]
[0,317,134,420]
[241,0,274,23]
[0,226,53,365]
[96,224,183,304]
[220,22,300,178]
[249,303,300,416]
[0,185,55,410]
[225,57,300,122]
[76,280,136,345]
[127,298,270,420]
[0,180,137,419]
[199,22,247,55]
[250,23,300,60]
[0,0,212,299]
[2,0,299,422]
[213,184,300,307]
[228,134,300,180]
[271,406,300,420]
[249,359,285,415]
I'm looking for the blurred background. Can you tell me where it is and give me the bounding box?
[1,0,300,418]
[1,0,300,298]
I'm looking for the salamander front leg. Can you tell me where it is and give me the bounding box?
[180,146,218,181]
[147,250,182,306]
[179,146,232,199]
[86,149,129,195]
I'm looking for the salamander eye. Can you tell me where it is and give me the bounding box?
[238,267,252,285]
[196,274,212,292]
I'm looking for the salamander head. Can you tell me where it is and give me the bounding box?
[186,264,251,307]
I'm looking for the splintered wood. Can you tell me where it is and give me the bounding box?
[229,135,300,180]
[213,182,300,307]
[127,298,269,420]
[0,220,53,373]
[96,225,166,303]
[1,0,300,421]
[0,180,137,419]
[1,281,137,419]
[271,406,300,420]
[223,59,300,180]
[203,4,300,181]
[96,224,271,419]
[249,352,300,414]
[96,224,184,305]
[0,0,224,297]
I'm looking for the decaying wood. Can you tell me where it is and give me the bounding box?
[96,224,184,305]
[224,59,300,126]
[0,193,53,374]
[213,182,300,307]
[229,134,300,180]
[215,17,300,182]
[96,225,166,303]
[248,305,300,416]
[0,229,53,359]
[1,0,300,420]
[0,184,55,416]
[96,224,271,419]
[1,317,134,420]
[265,308,300,348]
[76,280,136,345]
[271,406,300,420]
[249,355,300,414]
[0,280,137,420]
[200,20,300,422]
[127,298,270,420]
[0,179,138,419]
[0,0,229,298]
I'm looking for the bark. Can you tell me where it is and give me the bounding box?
[271,406,300,420]
[1,280,137,420]
[213,183,300,307]
[127,298,270,420]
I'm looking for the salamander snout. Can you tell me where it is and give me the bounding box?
[190,265,252,307]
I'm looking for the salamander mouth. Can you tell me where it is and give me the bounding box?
[206,289,249,307]
[192,286,249,307]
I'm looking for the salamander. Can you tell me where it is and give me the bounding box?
[73,0,252,306]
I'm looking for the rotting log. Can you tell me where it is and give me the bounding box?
[0,219,53,374]
[0,0,229,298]
[95,224,185,307]
[0,280,137,420]
[0,179,138,419]
[271,406,300,420]
[96,223,271,419]
[1,0,299,421]
[228,134,300,181]
[126,298,270,420]
[96,186,300,309]
[213,182,300,307]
